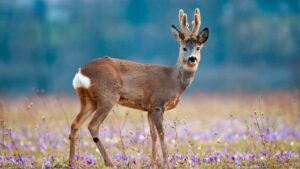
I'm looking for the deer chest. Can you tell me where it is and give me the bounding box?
[164,94,180,110]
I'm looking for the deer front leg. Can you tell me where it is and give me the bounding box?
[147,112,158,164]
[151,107,170,169]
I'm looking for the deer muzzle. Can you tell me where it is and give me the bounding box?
[188,56,197,64]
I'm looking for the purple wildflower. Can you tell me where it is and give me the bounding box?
[289,150,294,158]
[130,156,136,165]
[175,153,183,160]
[29,156,35,168]
[140,156,148,162]
[231,155,237,161]
[262,151,267,157]
[45,161,51,169]
[114,153,122,161]
[39,138,47,151]
[224,147,230,152]
[184,155,189,163]
[216,150,224,158]
[49,156,55,163]
[238,154,244,161]
[6,156,16,164]
[16,155,27,165]
[247,154,255,161]
[275,151,283,163]
[121,155,129,166]
[85,155,96,165]
[191,155,199,164]
[209,155,217,162]
[262,161,266,167]
[169,156,176,164]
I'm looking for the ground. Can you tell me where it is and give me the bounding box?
[1,91,300,168]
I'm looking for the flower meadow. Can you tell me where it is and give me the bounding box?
[1,92,300,168]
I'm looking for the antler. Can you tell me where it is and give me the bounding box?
[172,8,203,41]
[178,9,190,34]
[191,8,201,35]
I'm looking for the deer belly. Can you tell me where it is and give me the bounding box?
[118,96,148,111]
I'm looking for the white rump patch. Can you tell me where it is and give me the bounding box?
[72,68,91,89]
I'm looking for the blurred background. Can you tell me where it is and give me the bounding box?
[0,0,299,97]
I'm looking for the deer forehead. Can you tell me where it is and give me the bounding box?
[184,34,198,41]
[181,39,199,48]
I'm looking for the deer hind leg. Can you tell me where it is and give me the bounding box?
[151,107,171,169]
[88,95,119,167]
[148,112,158,164]
[69,88,96,167]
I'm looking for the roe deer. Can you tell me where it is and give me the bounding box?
[69,8,209,168]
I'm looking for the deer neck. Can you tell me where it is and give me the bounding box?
[174,63,197,92]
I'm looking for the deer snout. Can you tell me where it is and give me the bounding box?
[188,56,197,64]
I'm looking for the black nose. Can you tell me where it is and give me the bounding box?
[188,56,197,63]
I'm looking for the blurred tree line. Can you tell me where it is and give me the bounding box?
[0,0,299,96]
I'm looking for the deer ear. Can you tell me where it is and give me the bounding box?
[171,25,184,43]
[197,27,209,44]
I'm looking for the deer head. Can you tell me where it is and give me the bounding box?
[172,8,209,71]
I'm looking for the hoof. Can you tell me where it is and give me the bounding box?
[104,159,115,167]
[151,158,157,165]
[164,162,171,169]
[68,159,75,167]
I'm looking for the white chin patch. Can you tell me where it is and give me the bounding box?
[188,61,197,65]
[72,68,91,89]
[182,63,198,71]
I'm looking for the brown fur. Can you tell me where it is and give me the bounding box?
[68,8,209,169]
[81,57,190,111]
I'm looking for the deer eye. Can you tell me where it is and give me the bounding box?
[183,47,187,51]
[197,47,200,51]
